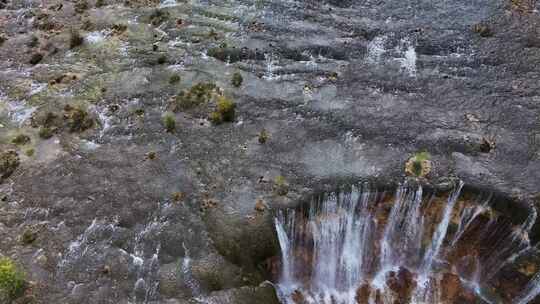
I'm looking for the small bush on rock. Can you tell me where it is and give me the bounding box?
[11,134,30,145]
[258,129,269,144]
[231,72,243,87]
[26,35,39,48]
[173,82,217,111]
[29,53,43,65]
[157,54,167,65]
[169,74,181,84]
[38,127,54,139]
[0,151,20,180]
[21,229,37,244]
[69,30,84,49]
[473,23,493,37]
[405,151,432,177]
[74,0,89,14]
[149,9,169,26]
[0,258,26,301]
[65,106,94,132]
[273,175,289,196]
[163,113,176,133]
[210,96,235,124]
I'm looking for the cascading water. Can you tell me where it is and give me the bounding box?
[274,182,540,304]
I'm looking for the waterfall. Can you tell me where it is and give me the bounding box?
[274,182,540,304]
[421,180,464,275]
[518,270,540,304]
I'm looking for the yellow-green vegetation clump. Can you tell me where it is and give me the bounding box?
[258,129,269,144]
[173,82,217,111]
[11,134,30,146]
[209,96,235,124]
[273,175,289,196]
[405,151,432,178]
[163,113,176,133]
[0,258,26,301]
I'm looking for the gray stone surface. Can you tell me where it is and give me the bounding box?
[0,0,539,302]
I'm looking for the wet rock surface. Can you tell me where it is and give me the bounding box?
[0,0,539,303]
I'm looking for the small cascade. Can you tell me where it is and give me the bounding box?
[366,36,387,64]
[181,242,201,297]
[58,218,118,274]
[274,182,540,304]
[130,203,169,304]
[397,38,417,77]
[263,53,279,80]
[421,181,464,275]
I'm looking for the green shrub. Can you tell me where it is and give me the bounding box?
[405,151,432,177]
[26,35,39,48]
[169,74,181,84]
[163,113,176,133]
[11,134,30,145]
[95,0,105,7]
[38,127,54,139]
[473,23,493,37]
[0,151,20,179]
[258,129,269,144]
[69,30,84,49]
[231,72,243,87]
[0,258,26,301]
[157,54,167,65]
[65,106,93,132]
[273,175,288,196]
[74,0,88,14]
[209,97,235,125]
[411,160,423,176]
[146,151,156,160]
[149,9,169,26]
[173,82,217,111]
[29,53,43,65]
[21,229,37,244]
[134,108,145,116]
[208,111,222,124]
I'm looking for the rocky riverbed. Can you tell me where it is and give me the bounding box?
[0,0,540,303]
